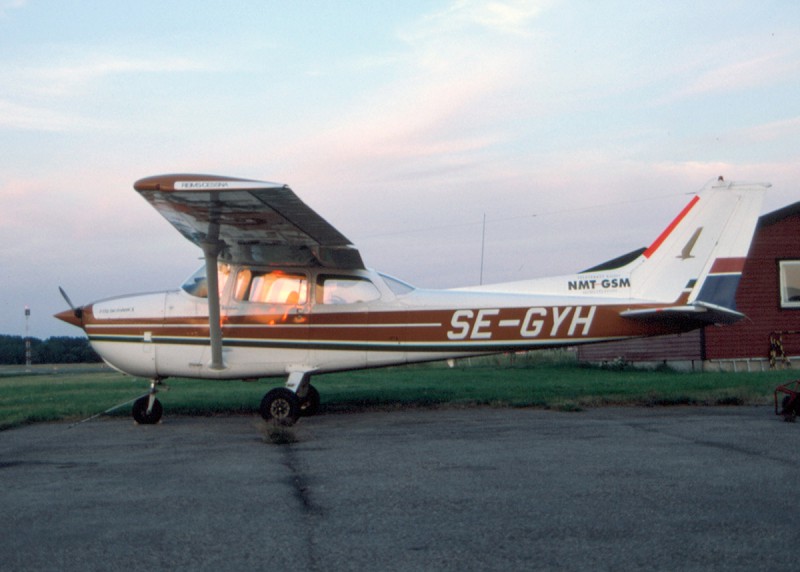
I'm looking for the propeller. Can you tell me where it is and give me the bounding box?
[58,286,83,319]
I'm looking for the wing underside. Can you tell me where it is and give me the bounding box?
[134,174,364,269]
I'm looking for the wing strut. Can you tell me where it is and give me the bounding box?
[202,237,225,371]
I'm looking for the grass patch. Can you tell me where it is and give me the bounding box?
[0,360,795,430]
[0,367,149,430]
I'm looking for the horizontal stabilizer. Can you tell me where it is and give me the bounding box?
[620,301,745,326]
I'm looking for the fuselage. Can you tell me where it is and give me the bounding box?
[57,264,686,380]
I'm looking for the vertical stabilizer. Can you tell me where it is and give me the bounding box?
[628,178,768,308]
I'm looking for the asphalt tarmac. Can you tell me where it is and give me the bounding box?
[1,405,798,571]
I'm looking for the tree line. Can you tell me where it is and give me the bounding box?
[0,335,101,365]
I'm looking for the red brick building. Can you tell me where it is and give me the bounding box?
[578,201,800,371]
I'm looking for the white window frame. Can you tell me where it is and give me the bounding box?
[779,260,800,309]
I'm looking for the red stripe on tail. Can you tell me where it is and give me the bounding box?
[643,195,700,258]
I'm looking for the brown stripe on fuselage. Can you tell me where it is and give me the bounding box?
[82,302,690,349]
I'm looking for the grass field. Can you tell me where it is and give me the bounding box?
[0,354,795,430]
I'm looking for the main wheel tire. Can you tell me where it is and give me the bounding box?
[260,388,300,425]
[132,396,163,425]
[299,385,320,417]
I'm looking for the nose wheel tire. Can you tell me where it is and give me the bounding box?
[260,388,300,425]
[132,396,163,425]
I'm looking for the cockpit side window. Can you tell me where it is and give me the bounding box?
[234,270,308,304]
[181,264,232,299]
[317,276,381,304]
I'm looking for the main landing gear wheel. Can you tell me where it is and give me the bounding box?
[260,388,300,425]
[132,395,163,425]
[299,384,320,417]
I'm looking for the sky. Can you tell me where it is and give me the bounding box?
[1,0,799,338]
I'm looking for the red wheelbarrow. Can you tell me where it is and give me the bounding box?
[775,380,800,422]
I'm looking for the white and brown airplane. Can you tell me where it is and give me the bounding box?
[56,174,768,425]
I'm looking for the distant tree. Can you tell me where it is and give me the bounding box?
[0,335,26,364]
[0,335,101,364]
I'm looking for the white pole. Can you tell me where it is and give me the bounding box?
[24,306,31,368]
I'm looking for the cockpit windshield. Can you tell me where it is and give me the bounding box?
[181,263,232,298]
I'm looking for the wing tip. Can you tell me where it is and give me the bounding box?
[134,174,285,192]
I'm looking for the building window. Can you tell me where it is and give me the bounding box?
[779,261,800,308]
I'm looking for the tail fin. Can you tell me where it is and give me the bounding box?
[624,178,768,320]
[456,177,767,325]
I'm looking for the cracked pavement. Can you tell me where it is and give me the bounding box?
[1,406,798,571]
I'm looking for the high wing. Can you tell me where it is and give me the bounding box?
[134,173,364,371]
[134,174,364,269]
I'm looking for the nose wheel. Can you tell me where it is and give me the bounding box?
[132,379,163,424]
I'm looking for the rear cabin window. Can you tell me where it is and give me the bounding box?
[779,261,800,308]
[234,270,308,304]
[317,276,381,304]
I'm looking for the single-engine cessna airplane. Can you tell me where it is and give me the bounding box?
[56,174,768,426]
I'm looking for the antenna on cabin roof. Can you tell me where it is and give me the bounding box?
[479,213,486,285]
